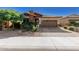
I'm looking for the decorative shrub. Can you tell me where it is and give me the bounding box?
[32,25,37,32]
[64,26,67,29]
[69,27,74,31]
[69,21,79,27]
[74,23,79,27]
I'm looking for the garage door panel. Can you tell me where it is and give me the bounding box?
[40,20,57,27]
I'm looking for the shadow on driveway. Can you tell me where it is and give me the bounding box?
[0,27,78,39]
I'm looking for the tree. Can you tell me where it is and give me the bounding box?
[0,9,21,30]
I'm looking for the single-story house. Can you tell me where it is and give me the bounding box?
[23,11,79,28]
[22,11,62,27]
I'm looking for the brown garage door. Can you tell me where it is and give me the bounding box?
[40,20,57,27]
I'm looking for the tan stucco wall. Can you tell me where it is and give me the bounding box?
[59,19,69,26]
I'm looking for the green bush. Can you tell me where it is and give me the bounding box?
[22,18,38,32]
[69,21,79,27]
[69,27,74,31]
[74,23,79,27]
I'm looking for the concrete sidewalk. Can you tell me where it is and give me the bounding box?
[0,37,79,51]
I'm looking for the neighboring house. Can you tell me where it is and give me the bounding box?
[60,14,79,26]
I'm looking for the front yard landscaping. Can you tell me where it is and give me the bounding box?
[63,21,79,32]
[0,10,40,32]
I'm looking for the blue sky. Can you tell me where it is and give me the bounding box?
[0,7,79,16]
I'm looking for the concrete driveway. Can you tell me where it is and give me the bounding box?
[39,27,79,37]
